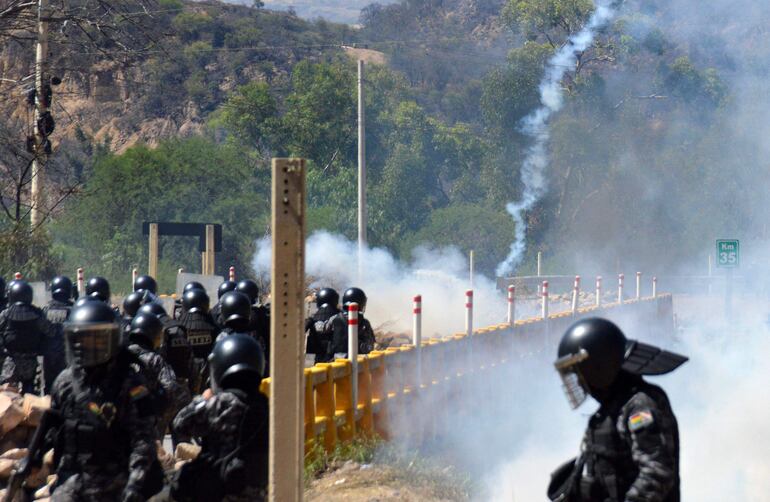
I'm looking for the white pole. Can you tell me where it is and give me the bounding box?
[412,295,422,389]
[618,274,624,304]
[469,250,474,289]
[357,60,367,283]
[652,276,658,298]
[229,266,236,282]
[465,290,474,338]
[14,272,22,280]
[76,268,85,297]
[132,268,138,288]
[596,276,602,307]
[541,280,549,319]
[537,251,542,277]
[636,271,642,300]
[348,302,359,412]
[571,275,580,313]
[507,285,515,326]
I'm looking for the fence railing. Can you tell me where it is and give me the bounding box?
[259,293,674,453]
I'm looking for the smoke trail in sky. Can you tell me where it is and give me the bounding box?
[496,0,619,277]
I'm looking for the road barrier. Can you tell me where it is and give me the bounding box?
[259,292,674,453]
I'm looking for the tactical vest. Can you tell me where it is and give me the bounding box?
[161,319,192,379]
[2,304,45,354]
[581,406,637,501]
[45,300,72,325]
[177,311,217,358]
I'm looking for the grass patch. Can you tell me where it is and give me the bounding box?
[304,435,383,483]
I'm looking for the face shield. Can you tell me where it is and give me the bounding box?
[554,349,590,409]
[65,322,121,368]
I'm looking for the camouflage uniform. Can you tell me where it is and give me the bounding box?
[576,377,679,502]
[42,299,72,393]
[172,390,269,502]
[329,311,375,357]
[177,310,218,393]
[0,303,55,393]
[48,351,159,502]
[304,304,340,364]
[128,343,191,440]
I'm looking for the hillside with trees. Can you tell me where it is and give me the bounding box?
[2,0,766,290]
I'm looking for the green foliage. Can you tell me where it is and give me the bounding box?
[53,138,267,292]
[503,0,594,41]
[0,227,61,281]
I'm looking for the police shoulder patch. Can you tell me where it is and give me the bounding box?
[129,385,149,400]
[628,410,655,432]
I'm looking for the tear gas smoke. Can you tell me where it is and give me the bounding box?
[496,0,619,277]
[254,231,514,336]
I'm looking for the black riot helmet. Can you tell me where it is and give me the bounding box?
[129,312,164,350]
[342,287,367,313]
[220,291,252,331]
[208,333,265,393]
[183,281,205,294]
[8,280,33,305]
[51,276,73,302]
[316,288,339,309]
[122,291,148,318]
[217,280,236,299]
[133,275,158,294]
[183,288,210,314]
[235,280,260,304]
[138,302,168,320]
[74,296,98,308]
[86,276,111,302]
[555,318,688,409]
[64,300,121,367]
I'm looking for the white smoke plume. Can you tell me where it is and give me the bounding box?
[496,0,620,277]
[254,231,513,336]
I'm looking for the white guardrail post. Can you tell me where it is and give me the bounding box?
[413,294,422,389]
[571,275,580,313]
[596,276,602,307]
[636,271,642,300]
[348,302,359,410]
[618,273,624,304]
[507,285,515,327]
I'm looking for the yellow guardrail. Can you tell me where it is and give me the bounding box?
[259,294,673,453]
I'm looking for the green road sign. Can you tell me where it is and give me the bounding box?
[716,239,739,268]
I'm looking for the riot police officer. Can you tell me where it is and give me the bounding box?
[210,280,236,329]
[236,280,270,371]
[216,291,253,338]
[173,281,206,319]
[133,275,158,295]
[85,276,111,303]
[548,318,686,502]
[138,303,193,392]
[329,287,375,358]
[177,288,218,393]
[172,334,268,502]
[49,300,161,501]
[121,291,146,337]
[0,277,6,311]
[41,276,73,392]
[0,280,55,393]
[305,288,340,364]
[128,312,191,440]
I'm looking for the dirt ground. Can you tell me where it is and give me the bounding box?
[305,461,468,502]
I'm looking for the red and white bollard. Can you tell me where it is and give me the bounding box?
[76,268,85,297]
[413,295,422,388]
[618,274,624,303]
[177,268,184,276]
[541,280,549,319]
[636,272,642,300]
[652,277,658,298]
[571,275,581,313]
[347,302,359,408]
[132,268,138,287]
[229,266,236,282]
[507,285,515,326]
[13,272,21,280]
[465,290,474,338]
[596,276,602,307]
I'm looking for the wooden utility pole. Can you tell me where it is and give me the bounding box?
[204,224,215,275]
[357,60,367,281]
[269,158,306,502]
[30,0,50,226]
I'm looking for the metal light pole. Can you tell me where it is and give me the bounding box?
[357,60,367,282]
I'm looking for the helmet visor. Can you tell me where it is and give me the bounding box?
[554,349,590,409]
[65,322,120,367]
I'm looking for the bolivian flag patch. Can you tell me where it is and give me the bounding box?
[129,385,149,400]
[628,410,654,432]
